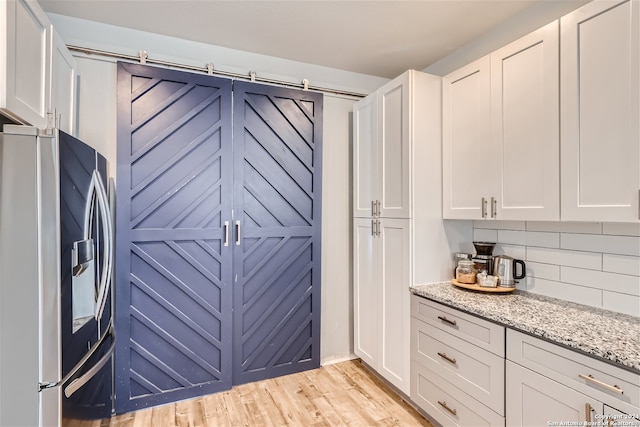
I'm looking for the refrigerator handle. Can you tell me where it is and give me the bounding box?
[56,320,114,392]
[64,327,115,398]
[92,171,114,321]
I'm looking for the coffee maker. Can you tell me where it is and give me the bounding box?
[472,241,496,274]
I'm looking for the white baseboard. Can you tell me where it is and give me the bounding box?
[320,354,358,366]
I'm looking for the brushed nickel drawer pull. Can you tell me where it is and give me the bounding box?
[585,403,593,422]
[437,352,457,364]
[438,400,457,416]
[437,315,457,326]
[578,374,624,394]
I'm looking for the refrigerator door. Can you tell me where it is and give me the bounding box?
[0,126,61,427]
[58,131,113,421]
[40,387,61,427]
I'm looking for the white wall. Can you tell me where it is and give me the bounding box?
[474,221,640,317]
[50,14,389,365]
[424,0,589,76]
[320,96,355,364]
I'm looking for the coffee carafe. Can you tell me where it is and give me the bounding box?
[472,241,495,274]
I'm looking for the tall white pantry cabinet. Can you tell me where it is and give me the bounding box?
[352,70,470,395]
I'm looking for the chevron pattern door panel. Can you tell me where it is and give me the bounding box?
[115,63,233,412]
[232,81,322,385]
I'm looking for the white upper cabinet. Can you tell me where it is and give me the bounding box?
[1,0,77,132]
[353,71,411,219]
[442,56,492,220]
[491,21,560,221]
[50,25,76,135]
[561,0,640,222]
[353,95,377,218]
[377,73,411,219]
[1,0,51,127]
[443,22,560,221]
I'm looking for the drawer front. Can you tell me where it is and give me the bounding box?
[411,362,505,427]
[411,295,505,356]
[412,317,505,415]
[507,329,640,413]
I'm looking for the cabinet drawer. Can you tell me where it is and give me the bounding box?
[507,329,640,413]
[411,362,504,427]
[412,317,504,415]
[411,295,505,356]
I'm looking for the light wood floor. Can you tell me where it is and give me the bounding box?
[66,359,433,427]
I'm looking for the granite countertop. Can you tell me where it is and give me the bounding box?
[411,282,640,374]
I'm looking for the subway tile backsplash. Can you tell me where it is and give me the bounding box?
[473,221,640,317]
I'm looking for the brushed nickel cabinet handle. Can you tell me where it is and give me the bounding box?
[437,400,457,416]
[437,352,457,364]
[371,200,376,217]
[491,197,497,218]
[376,220,381,237]
[376,200,381,217]
[585,403,592,422]
[578,374,624,394]
[437,315,457,326]
[481,197,487,218]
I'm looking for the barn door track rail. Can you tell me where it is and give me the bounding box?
[67,45,367,99]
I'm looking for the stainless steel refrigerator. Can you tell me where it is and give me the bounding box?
[0,125,115,426]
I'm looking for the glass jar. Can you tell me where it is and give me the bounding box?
[456,259,477,284]
[453,253,471,278]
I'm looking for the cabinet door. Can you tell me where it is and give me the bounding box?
[443,56,492,220]
[50,26,76,135]
[353,94,377,218]
[491,21,559,221]
[379,218,410,394]
[506,361,602,426]
[561,0,640,222]
[353,218,378,367]
[377,72,411,219]
[2,0,50,127]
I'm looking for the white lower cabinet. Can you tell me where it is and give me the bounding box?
[412,362,504,427]
[410,296,505,426]
[410,298,640,427]
[506,361,602,426]
[354,217,410,393]
[507,329,640,425]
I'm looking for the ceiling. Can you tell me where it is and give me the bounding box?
[42,0,556,78]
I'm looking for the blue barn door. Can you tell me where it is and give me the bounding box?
[232,81,323,385]
[115,63,233,412]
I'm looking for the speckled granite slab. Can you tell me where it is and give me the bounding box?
[411,282,640,374]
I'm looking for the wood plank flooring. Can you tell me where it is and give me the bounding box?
[65,359,433,427]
